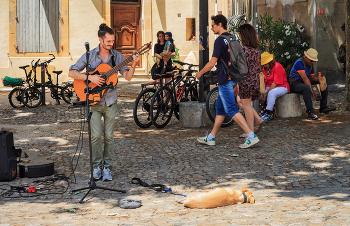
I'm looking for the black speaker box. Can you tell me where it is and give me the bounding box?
[0,131,17,181]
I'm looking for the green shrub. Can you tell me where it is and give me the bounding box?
[258,13,310,68]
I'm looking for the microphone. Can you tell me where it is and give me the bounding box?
[85,42,89,51]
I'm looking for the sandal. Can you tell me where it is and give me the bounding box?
[239,133,247,139]
[254,118,264,134]
[239,118,263,138]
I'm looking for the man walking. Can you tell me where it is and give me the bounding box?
[196,15,259,149]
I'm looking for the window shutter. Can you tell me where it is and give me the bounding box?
[17,0,61,53]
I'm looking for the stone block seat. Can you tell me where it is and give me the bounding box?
[275,93,302,118]
[179,102,213,127]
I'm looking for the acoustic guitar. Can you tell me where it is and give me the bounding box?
[73,42,152,104]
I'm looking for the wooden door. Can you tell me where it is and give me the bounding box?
[111,5,141,67]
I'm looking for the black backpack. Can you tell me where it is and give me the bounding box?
[219,34,249,81]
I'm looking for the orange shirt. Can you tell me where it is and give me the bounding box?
[263,62,290,92]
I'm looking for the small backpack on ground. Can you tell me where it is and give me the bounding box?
[219,35,249,81]
[285,58,313,84]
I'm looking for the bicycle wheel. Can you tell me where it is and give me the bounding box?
[21,87,43,108]
[174,84,185,120]
[150,86,174,128]
[8,87,25,108]
[133,88,156,128]
[206,87,234,127]
[61,85,76,104]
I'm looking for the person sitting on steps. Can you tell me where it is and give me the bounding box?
[288,48,336,120]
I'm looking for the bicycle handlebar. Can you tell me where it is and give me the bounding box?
[173,60,199,71]
[43,54,56,65]
[34,59,41,68]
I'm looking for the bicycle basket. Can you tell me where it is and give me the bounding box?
[3,76,23,87]
[203,70,218,85]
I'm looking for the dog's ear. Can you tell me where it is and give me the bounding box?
[241,187,249,192]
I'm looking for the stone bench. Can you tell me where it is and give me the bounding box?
[275,93,302,118]
[179,102,213,127]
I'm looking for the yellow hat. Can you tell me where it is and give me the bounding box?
[261,52,274,65]
[304,48,318,61]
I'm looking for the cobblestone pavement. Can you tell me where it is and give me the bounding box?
[0,79,349,225]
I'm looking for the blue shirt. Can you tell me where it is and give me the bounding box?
[163,40,173,52]
[212,32,231,85]
[69,45,129,106]
[289,59,314,82]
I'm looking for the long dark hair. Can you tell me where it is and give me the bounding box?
[238,24,260,48]
[156,31,165,44]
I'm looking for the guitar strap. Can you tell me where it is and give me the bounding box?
[111,55,116,67]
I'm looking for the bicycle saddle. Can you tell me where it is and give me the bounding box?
[53,70,63,75]
[19,65,30,69]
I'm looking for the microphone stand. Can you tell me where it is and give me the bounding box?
[72,43,126,203]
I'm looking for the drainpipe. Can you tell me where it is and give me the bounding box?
[198,0,210,102]
[252,0,258,29]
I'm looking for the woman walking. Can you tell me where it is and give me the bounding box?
[237,24,263,138]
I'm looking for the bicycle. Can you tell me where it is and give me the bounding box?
[206,86,235,127]
[205,70,245,127]
[133,79,163,128]
[41,54,76,104]
[10,59,42,108]
[21,55,76,107]
[133,61,198,129]
[149,63,199,128]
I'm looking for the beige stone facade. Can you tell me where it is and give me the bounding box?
[0,0,236,88]
[1,0,345,88]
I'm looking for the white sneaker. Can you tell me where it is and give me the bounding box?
[197,136,215,146]
[102,167,112,181]
[239,135,260,149]
[92,166,102,180]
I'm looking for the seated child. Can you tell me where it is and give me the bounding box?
[158,32,174,74]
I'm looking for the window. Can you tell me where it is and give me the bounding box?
[186,18,196,41]
[16,0,61,53]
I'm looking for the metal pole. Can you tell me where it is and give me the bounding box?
[199,0,210,103]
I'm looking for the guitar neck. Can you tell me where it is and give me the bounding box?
[104,53,137,79]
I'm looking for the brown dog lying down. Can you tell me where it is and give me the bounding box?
[183,187,255,209]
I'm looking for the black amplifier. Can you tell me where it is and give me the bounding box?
[0,131,20,181]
